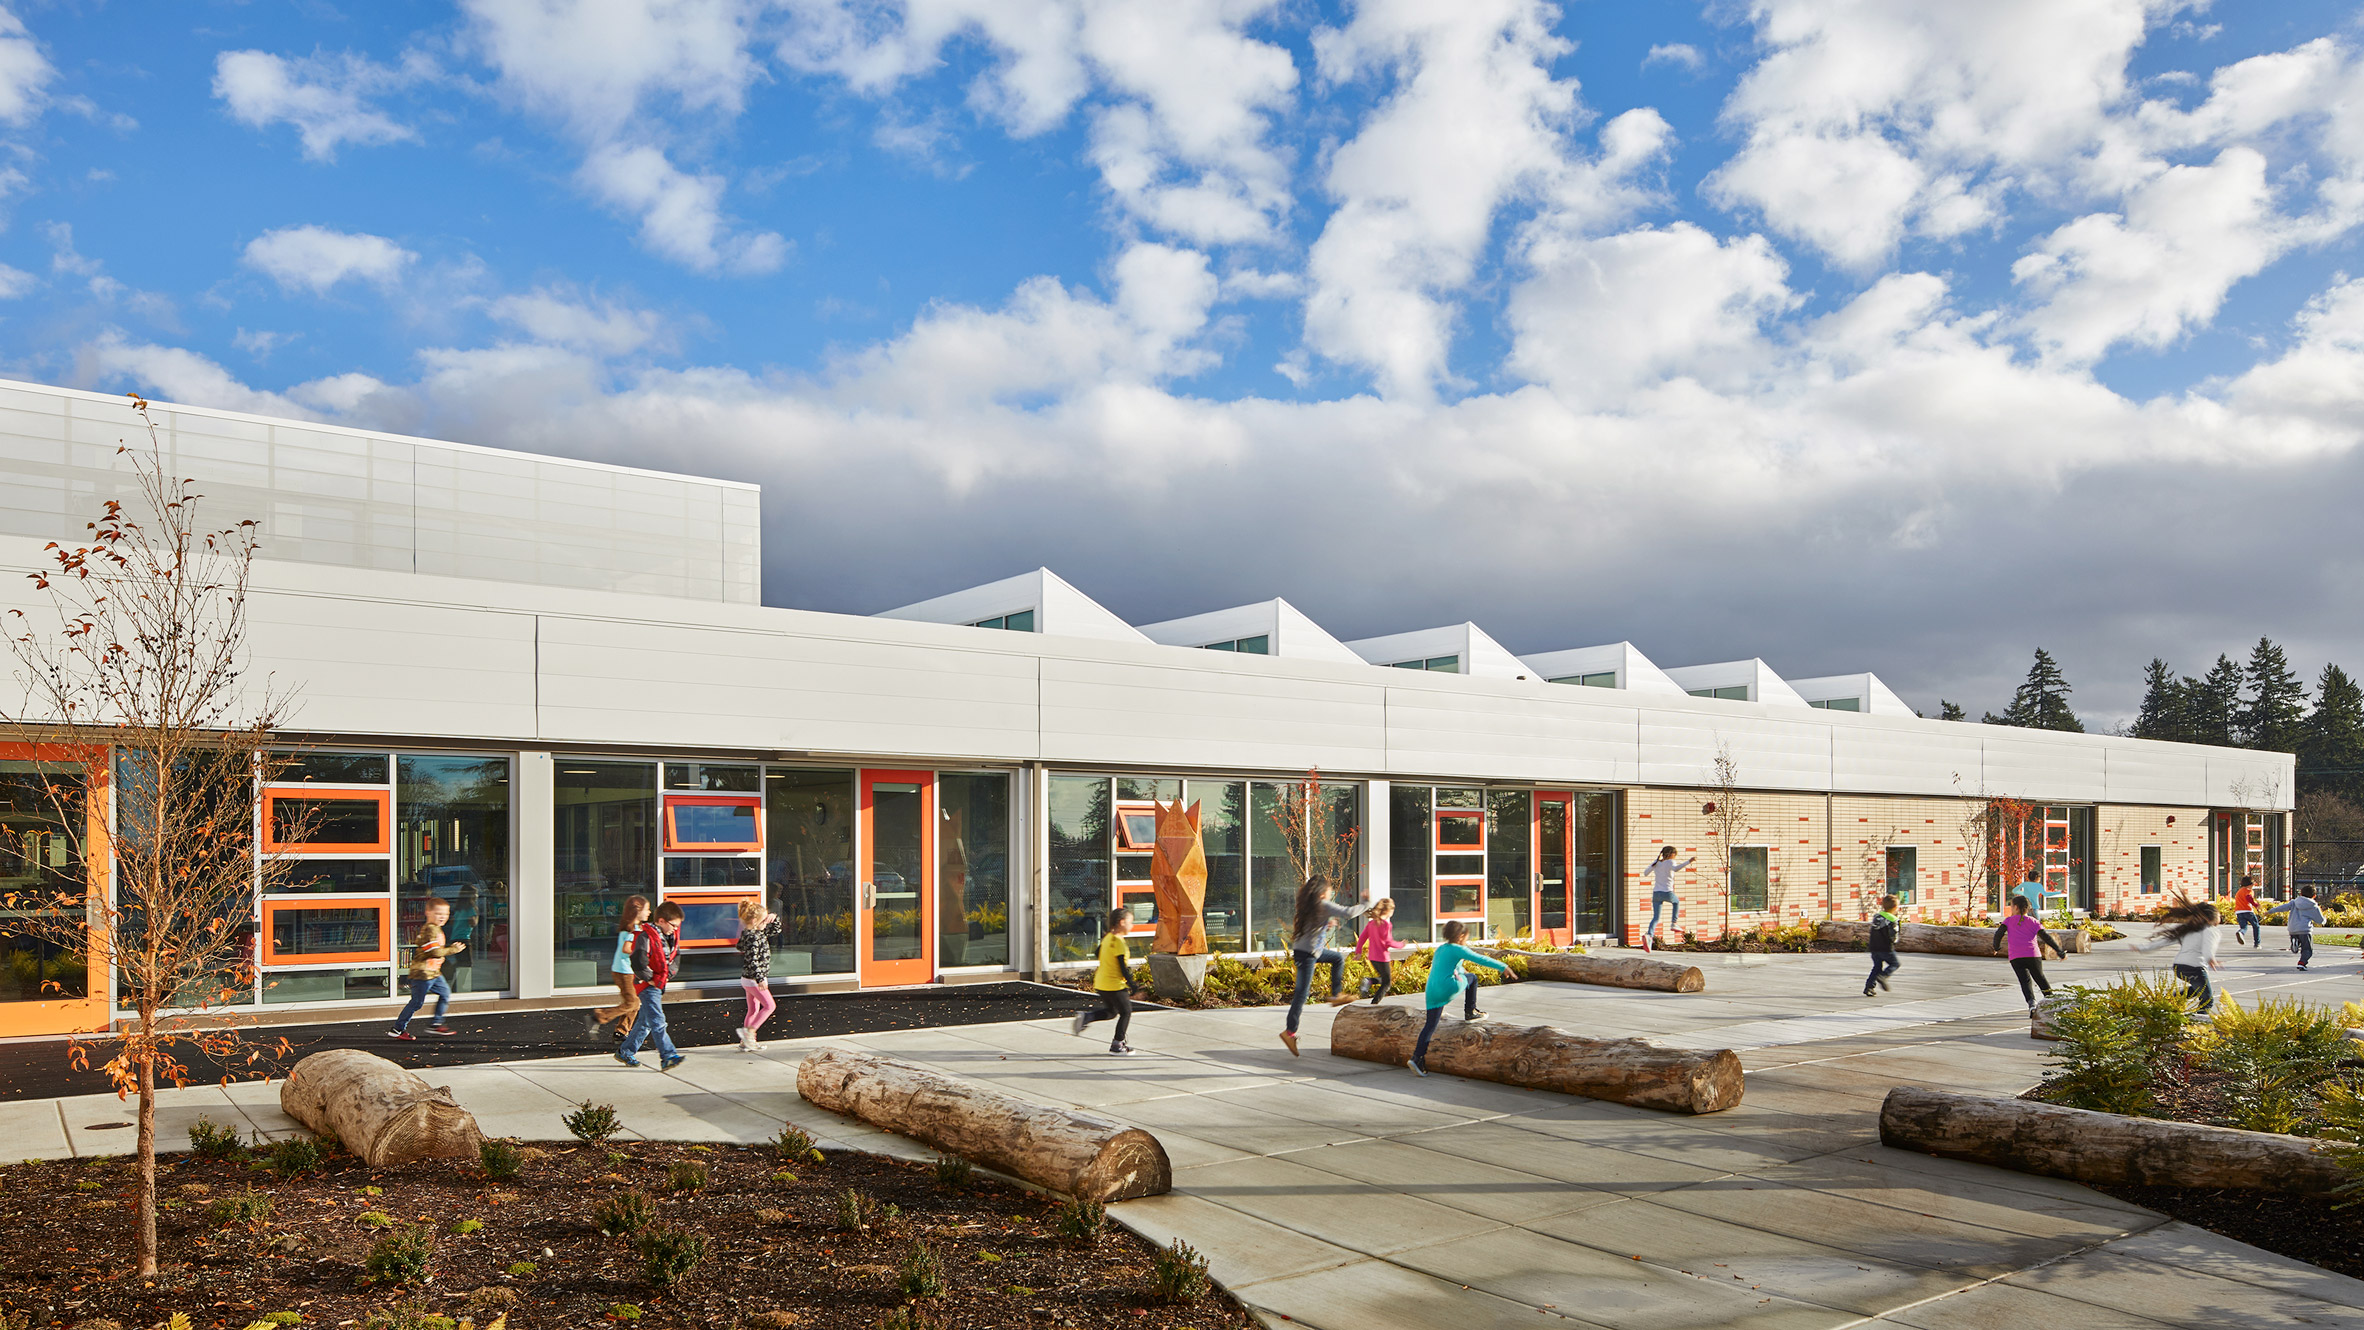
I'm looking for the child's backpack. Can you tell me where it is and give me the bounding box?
[1869,913,1898,951]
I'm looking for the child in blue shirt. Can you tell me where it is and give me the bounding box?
[1410,920,1509,1076]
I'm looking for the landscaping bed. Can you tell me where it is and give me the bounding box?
[2087,1182,2364,1279]
[0,1133,1248,1330]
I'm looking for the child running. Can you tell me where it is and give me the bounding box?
[1409,921,1509,1076]
[2232,876,2262,948]
[618,901,686,1070]
[1072,907,1141,1056]
[585,894,649,1040]
[2265,884,2325,972]
[1354,898,1402,1004]
[1990,897,2066,1013]
[734,899,784,1050]
[1638,846,1694,951]
[1863,894,1901,997]
[389,897,465,1040]
[2134,898,2222,1013]
[1279,875,1372,1056]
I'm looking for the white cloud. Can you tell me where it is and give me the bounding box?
[233,327,297,359]
[488,286,670,355]
[1643,43,1703,72]
[576,144,788,275]
[460,0,767,139]
[213,50,426,161]
[241,225,417,295]
[0,9,55,126]
[0,262,31,298]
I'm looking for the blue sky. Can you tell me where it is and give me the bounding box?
[6,0,2364,726]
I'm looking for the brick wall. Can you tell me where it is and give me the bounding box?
[1624,787,1833,938]
[2094,805,2212,915]
[1827,795,1983,923]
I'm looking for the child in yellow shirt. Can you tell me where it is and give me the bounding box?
[1070,907,1141,1056]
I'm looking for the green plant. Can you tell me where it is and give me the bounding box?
[363,1223,437,1287]
[773,1124,822,1162]
[607,1306,642,1322]
[209,1187,272,1227]
[357,1185,384,1196]
[873,1307,941,1330]
[450,1219,484,1235]
[506,1261,539,1277]
[768,1169,798,1184]
[258,1315,303,1326]
[836,1187,876,1231]
[264,1136,322,1180]
[2318,1077,2364,1205]
[634,1224,708,1289]
[594,1189,656,1237]
[2043,974,2195,1116]
[479,1138,526,1182]
[897,1239,946,1298]
[933,1155,973,1190]
[563,1101,623,1145]
[1052,1196,1104,1246]
[2196,994,2356,1134]
[1148,1239,1212,1305]
[667,1159,708,1192]
[188,1117,248,1160]
[360,1210,396,1228]
[467,1287,521,1314]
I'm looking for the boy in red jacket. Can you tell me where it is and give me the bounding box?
[618,901,685,1070]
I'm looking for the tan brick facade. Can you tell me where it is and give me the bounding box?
[2093,805,2212,915]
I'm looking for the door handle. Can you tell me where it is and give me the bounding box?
[861,881,874,909]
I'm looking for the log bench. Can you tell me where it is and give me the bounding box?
[796,1047,1171,1201]
[1485,949,1705,993]
[1878,1086,2345,1193]
[1815,920,2092,956]
[280,1049,485,1166]
[1328,1002,1743,1114]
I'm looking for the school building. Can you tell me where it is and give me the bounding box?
[0,379,2295,1035]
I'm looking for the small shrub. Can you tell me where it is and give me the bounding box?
[357,1185,384,1196]
[2044,974,2195,1116]
[506,1261,539,1278]
[467,1287,521,1314]
[264,1136,322,1180]
[933,1155,973,1191]
[210,1188,272,1227]
[594,1189,656,1237]
[836,1188,875,1231]
[479,1138,526,1182]
[668,1159,708,1192]
[257,1315,304,1326]
[73,1179,100,1192]
[360,1210,396,1228]
[974,1250,1002,1263]
[607,1307,642,1323]
[451,1219,483,1236]
[2197,994,2356,1134]
[773,1124,822,1162]
[768,1169,798,1184]
[607,1150,630,1167]
[1148,1239,1212,1305]
[1052,1195,1104,1246]
[363,1223,437,1287]
[188,1117,247,1160]
[635,1224,708,1289]
[874,1306,940,1330]
[897,1239,946,1298]
[565,1102,624,1146]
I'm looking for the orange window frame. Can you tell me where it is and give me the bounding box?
[663,890,761,950]
[259,896,392,966]
[1435,809,1484,850]
[262,787,390,855]
[663,794,764,853]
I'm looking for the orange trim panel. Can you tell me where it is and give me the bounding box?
[262,787,391,855]
[662,795,764,852]
[260,897,391,966]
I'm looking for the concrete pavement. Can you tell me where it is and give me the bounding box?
[11,931,2361,1330]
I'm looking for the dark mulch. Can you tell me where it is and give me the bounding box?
[0,983,1141,1103]
[2087,1182,2364,1279]
[0,1140,1245,1330]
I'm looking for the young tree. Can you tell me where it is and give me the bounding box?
[2238,637,2309,754]
[1264,767,1359,899]
[2303,663,2364,802]
[1,396,296,1277]
[2294,790,2364,878]
[2184,655,2244,747]
[1984,649,2083,732]
[1704,744,1750,935]
[2131,658,2188,742]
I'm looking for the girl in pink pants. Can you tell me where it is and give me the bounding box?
[734,899,783,1051]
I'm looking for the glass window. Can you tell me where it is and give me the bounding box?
[764,767,856,978]
[1205,639,1235,651]
[1437,812,1483,847]
[275,859,390,894]
[1487,790,1532,939]
[1809,698,1861,711]
[553,761,655,989]
[1550,672,1618,688]
[1006,609,1035,632]
[1047,776,1110,962]
[262,966,391,1005]
[262,901,388,964]
[1189,779,1247,952]
[667,799,760,847]
[1389,785,1432,944]
[1885,845,1917,905]
[1689,686,1750,701]
[2140,845,2162,894]
[1117,777,1181,802]
[1570,791,1617,935]
[1731,847,1770,912]
[1115,808,1159,849]
[664,856,761,887]
[938,773,1010,968]
[0,761,89,1003]
[1236,635,1270,655]
[664,763,761,792]
[397,755,510,995]
[269,793,386,849]
[1426,656,1459,672]
[270,752,388,784]
[1249,782,1295,952]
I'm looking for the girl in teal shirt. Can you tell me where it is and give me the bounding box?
[1411,920,1508,1076]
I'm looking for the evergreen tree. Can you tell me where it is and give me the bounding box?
[1938,700,1966,722]
[2130,658,2187,741]
[2303,663,2364,802]
[1984,649,2084,732]
[2237,636,2309,753]
[2184,655,2243,747]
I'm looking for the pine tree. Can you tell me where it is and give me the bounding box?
[1984,649,2084,732]
[1938,700,1965,722]
[2237,636,2308,753]
[2130,658,2186,741]
[2303,663,2364,802]
[2184,655,2243,747]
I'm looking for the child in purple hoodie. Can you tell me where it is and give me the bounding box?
[1991,897,2066,1013]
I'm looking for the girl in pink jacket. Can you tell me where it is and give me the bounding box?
[1354,898,1402,1004]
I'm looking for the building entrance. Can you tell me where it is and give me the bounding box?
[859,770,935,987]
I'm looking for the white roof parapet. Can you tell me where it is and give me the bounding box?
[1662,659,1813,708]
[1789,672,1914,715]
[1342,623,1532,678]
[1520,642,1689,695]
[1136,598,1368,664]
[874,568,1150,643]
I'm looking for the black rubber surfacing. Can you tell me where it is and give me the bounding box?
[0,981,1146,1103]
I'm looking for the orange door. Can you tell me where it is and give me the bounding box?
[858,771,934,987]
[1534,792,1572,947]
[0,746,112,1037]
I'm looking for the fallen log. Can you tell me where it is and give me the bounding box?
[796,1047,1170,1201]
[279,1049,485,1167]
[1878,1086,2345,1193]
[1486,949,1704,993]
[1815,920,2092,956]
[1327,1002,1742,1114]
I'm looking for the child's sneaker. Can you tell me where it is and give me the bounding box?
[614,1051,643,1068]
[1109,1043,1135,1057]
[1407,1058,1427,1077]
[1639,936,1651,952]
[660,1054,687,1072]
[1279,1031,1299,1057]
[1357,978,1374,998]
[736,1028,755,1052]
[388,1029,416,1041]
[1071,1011,1090,1038]
[1465,1008,1486,1021]
[582,1012,604,1038]
[428,1024,456,1037]
[1863,987,1877,998]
